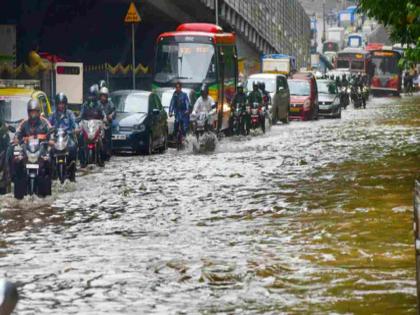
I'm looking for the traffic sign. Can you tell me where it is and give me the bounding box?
[125,2,141,23]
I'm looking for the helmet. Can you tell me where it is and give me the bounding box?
[200,84,208,94]
[89,84,99,96]
[252,81,258,90]
[27,99,41,113]
[237,82,244,89]
[99,87,109,96]
[55,93,68,107]
[99,80,107,88]
[258,81,265,91]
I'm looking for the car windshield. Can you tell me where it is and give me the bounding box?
[318,81,337,94]
[371,56,399,75]
[154,42,216,84]
[0,96,31,122]
[337,59,350,69]
[246,78,276,93]
[288,80,310,96]
[112,93,149,113]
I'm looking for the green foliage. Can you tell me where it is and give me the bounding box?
[358,0,420,65]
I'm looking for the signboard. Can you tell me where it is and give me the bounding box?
[125,2,141,23]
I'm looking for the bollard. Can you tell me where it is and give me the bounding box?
[414,180,420,314]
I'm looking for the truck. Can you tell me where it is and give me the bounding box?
[0,25,16,67]
[261,54,297,76]
[327,27,345,49]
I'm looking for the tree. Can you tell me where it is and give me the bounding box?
[358,0,420,66]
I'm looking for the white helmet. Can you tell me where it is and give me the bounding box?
[99,87,109,96]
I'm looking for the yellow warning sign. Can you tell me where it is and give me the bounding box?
[124,2,141,23]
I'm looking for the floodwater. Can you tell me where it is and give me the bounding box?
[1,95,419,314]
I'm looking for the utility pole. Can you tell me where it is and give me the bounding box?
[215,0,219,26]
[322,0,326,43]
[124,2,141,90]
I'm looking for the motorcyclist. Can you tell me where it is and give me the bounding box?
[191,85,215,127]
[248,81,263,106]
[0,102,11,194]
[342,74,349,88]
[8,100,53,194]
[230,82,248,134]
[78,85,106,167]
[98,87,115,161]
[169,82,191,138]
[49,93,78,181]
[248,81,264,132]
[259,81,271,110]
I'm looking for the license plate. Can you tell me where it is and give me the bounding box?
[290,107,301,113]
[112,135,127,140]
[26,164,39,170]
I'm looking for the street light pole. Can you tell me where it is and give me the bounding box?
[215,0,219,26]
[322,0,326,43]
[132,23,136,90]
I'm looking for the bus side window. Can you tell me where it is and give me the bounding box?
[37,95,48,117]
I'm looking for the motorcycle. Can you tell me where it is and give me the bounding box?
[191,111,217,153]
[0,125,15,195]
[52,128,76,184]
[79,120,104,167]
[249,102,265,133]
[350,85,363,109]
[231,104,247,136]
[339,86,350,109]
[12,134,52,200]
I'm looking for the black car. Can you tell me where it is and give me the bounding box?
[110,90,168,155]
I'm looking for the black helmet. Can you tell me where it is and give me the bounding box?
[201,84,209,94]
[258,81,266,91]
[252,81,258,90]
[237,82,244,92]
[55,93,68,107]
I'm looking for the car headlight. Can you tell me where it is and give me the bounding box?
[303,99,311,110]
[134,124,146,132]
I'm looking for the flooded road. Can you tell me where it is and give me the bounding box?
[1,96,419,314]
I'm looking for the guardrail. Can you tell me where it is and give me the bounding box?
[414,180,420,314]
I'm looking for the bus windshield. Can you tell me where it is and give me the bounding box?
[337,59,349,69]
[154,42,216,84]
[371,55,399,76]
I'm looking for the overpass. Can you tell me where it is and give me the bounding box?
[2,0,310,83]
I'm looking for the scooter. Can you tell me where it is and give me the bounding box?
[79,120,104,167]
[231,104,247,136]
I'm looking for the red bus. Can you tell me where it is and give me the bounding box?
[335,48,371,76]
[153,23,238,131]
[369,50,402,96]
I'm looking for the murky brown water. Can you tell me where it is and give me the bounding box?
[0,95,419,314]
